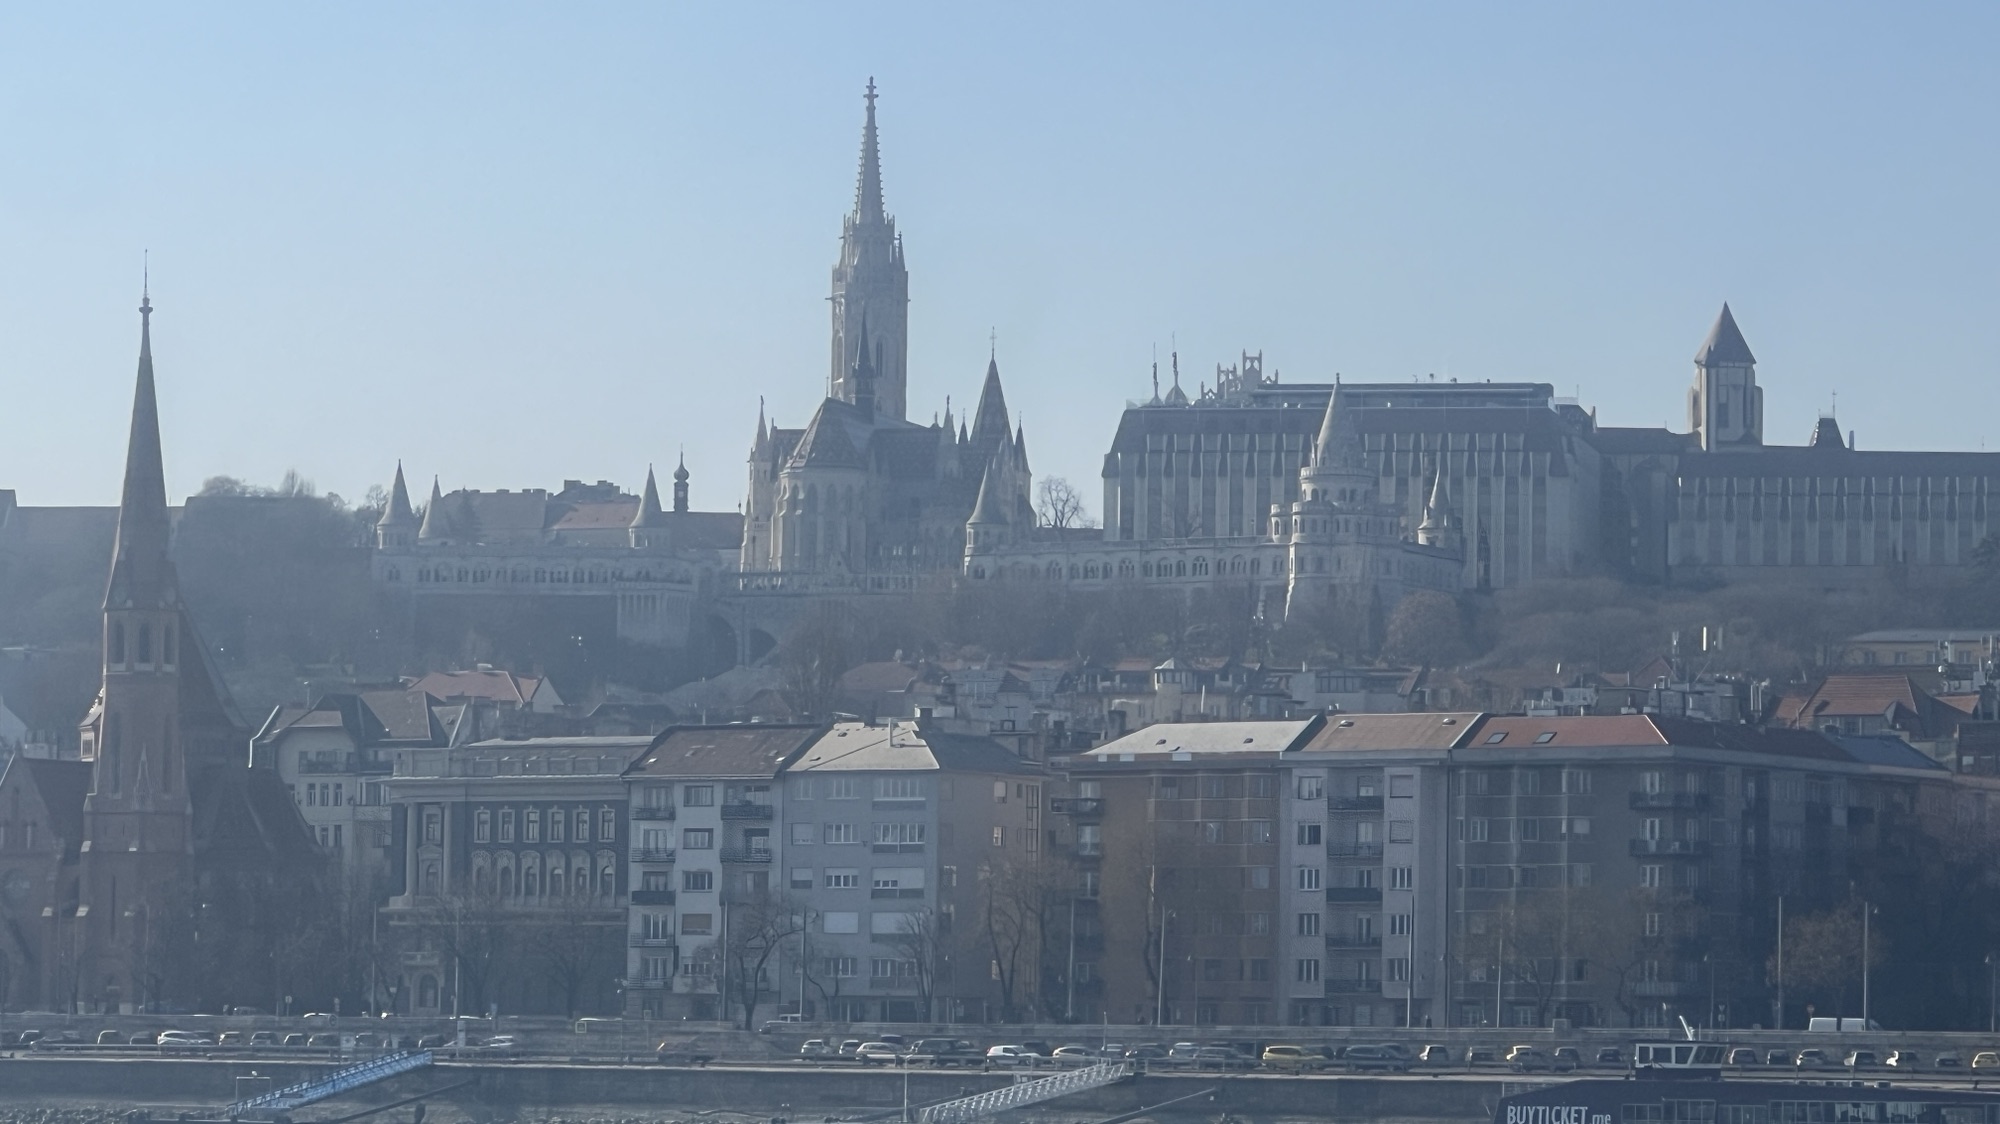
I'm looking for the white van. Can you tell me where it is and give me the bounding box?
[1807,1017,1883,1032]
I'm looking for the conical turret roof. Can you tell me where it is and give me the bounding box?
[970,358,1010,448]
[632,466,668,528]
[417,478,448,541]
[378,462,417,528]
[968,460,1010,525]
[1695,302,1756,366]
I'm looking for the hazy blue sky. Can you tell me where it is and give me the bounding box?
[4,3,1997,511]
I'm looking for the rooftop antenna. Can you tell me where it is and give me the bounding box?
[990,326,997,361]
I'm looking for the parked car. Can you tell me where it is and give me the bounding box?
[854,1041,902,1065]
[1466,1045,1499,1067]
[1886,1050,1924,1069]
[1766,1050,1792,1067]
[1845,1050,1880,1070]
[351,1032,382,1050]
[1164,1042,1203,1068]
[417,1034,450,1049]
[282,1034,309,1048]
[758,1014,804,1034]
[96,1030,125,1045]
[906,1039,982,1066]
[1124,1044,1170,1063]
[1971,1051,2000,1070]
[1506,1046,1553,1073]
[1192,1046,1254,1070]
[1260,1044,1325,1073]
[1596,1047,1625,1068]
[306,1033,342,1049]
[653,1041,714,1066]
[157,1031,214,1048]
[1552,1047,1581,1072]
[129,1032,158,1045]
[1795,1048,1835,1071]
[481,1035,519,1056]
[217,1031,246,1047]
[1937,1054,1965,1069]
[225,1006,267,1016]
[837,1039,865,1059]
[1051,1045,1096,1067]
[249,1032,279,1047]
[985,1044,1044,1067]
[1097,1044,1129,1059]
[1727,1048,1760,1067]
[1346,1044,1413,1073]
[1418,1044,1452,1066]
[799,1039,836,1059]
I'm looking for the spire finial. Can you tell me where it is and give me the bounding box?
[990,326,996,360]
[141,250,150,316]
[854,77,885,223]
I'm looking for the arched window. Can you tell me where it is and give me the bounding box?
[599,864,616,897]
[110,622,126,665]
[137,623,152,664]
[549,867,566,898]
[421,862,440,896]
[523,865,540,898]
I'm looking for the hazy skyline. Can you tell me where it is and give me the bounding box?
[4,3,1997,510]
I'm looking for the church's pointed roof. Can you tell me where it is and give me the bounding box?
[105,290,179,611]
[632,466,667,528]
[417,478,448,541]
[1312,388,1364,471]
[854,77,885,225]
[968,461,1009,525]
[754,397,768,451]
[790,401,867,469]
[970,358,1010,447]
[378,462,417,528]
[1810,415,1847,450]
[1420,465,1454,531]
[1695,302,1757,366]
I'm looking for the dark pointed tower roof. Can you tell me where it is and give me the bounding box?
[754,396,768,452]
[632,466,667,528]
[673,453,690,484]
[970,358,1010,448]
[417,477,448,541]
[968,460,1009,525]
[104,289,179,611]
[790,403,866,469]
[378,462,417,529]
[855,77,885,224]
[1809,415,1847,450]
[1695,302,1757,366]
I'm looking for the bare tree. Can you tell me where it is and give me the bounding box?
[778,605,854,720]
[1777,902,1885,1020]
[410,890,515,1016]
[722,891,811,1030]
[528,907,617,1018]
[1382,589,1468,667]
[888,909,947,1022]
[1035,477,1097,530]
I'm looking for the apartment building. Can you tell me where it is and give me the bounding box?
[1055,711,1965,1030]
[784,721,1043,1023]
[620,724,821,1019]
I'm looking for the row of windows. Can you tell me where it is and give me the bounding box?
[782,822,929,846]
[1294,957,1410,982]
[106,620,176,668]
[471,807,618,844]
[1458,864,1594,889]
[1462,816,1592,841]
[1299,866,1413,890]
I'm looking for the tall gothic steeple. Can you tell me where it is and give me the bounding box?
[105,289,177,612]
[1688,302,1763,451]
[829,78,910,421]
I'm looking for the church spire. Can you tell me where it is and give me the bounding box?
[855,77,884,224]
[105,287,177,611]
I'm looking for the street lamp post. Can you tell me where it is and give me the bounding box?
[1861,901,1874,1029]
[1988,954,1997,1035]
[1155,904,1173,1027]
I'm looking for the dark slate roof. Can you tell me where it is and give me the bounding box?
[627,723,824,778]
[1826,733,1946,771]
[1694,303,1756,366]
[1809,417,1847,450]
[1671,444,2000,478]
[791,401,868,469]
[15,757,92,848]
[918,729,1043,776]
[191,764,322,866]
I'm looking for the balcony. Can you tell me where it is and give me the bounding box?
[872,798,927,811]
[1326,841,1385,859]
[870,888,927,899]
[870,841,926,854]
[630,847,677,864]
[631,805,677,821]
[625,977,671,990]
[1328,795,1385,811]
[1629,839,1710,858]
[1629,791,1710,811]
[720,847,773,864]
[629,935,677,948]
[1325,934,1383,949]
[1324,980,1382,995]
[1326,887,1384,903]
[630,890,677,906]
[1049,797,1105,816]
[721,803,774,821]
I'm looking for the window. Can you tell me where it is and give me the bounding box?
[1077,869,1097,897]
[1642,864,1663,888]
[1388,912,1411,936]
[1389,867,1412,890]
[1465,818,1488,842]
[1202,821,1224,844]
[1248,912,1271,935]
[599,808,616,842]
[683,828,714,850]
[680,913,714,935]
[1561,768,1591,794]
[1645,817,1663,841]
[474,810,491,843]
[1249,775,1273,798]
[575,809,591,841]
[1566,817,1591,836]
[423,810,442,844]
[683,785,715,807]
[790,777,814,800]
[820,776,857,800]
[825,869,859,889]
[1642,770,1664,795]
[1250,866,1271,889]
[991,826,1005,846]
[870,911,916,935]
[822,911,860,933]
[873,867,924,890]
[1201,776,1227,799]
[1520,817,1541,842]
[875,776,923,800]
[1157,777,1180,798]
[1296,866,1321,891]
[682,870,713,892]
[790,868,813,890]
[1387,958,1410,982]
[1296,958,1321,983]
[790,823,815,845]
[993,780,1009,803]
[876,822,927,845]
[1389,774,1414,798]
[1296,912,1320,936]
[823,956,858,977]
[1296,823,1322,846]
[1388,820,1413,843]
[824,823,857,844]
[1248,820,1273,845]
[1077,824,1101,855]
[1296,775,1325,800]
[1519,769,1542,795]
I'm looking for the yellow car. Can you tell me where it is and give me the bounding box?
[1972,1051,2000,1070]
[1261,1044,1326,1073]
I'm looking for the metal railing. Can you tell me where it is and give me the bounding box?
[720,847,773,863]
[1326,841,1385,858]
[1629,839,1709,857]
[226,1050,433,1117]
[1326,887,1384,903]
[1630,791,1711,811]
[918,1062,1129,1124]
[1329,795,1385,811]
[721,803,774,820]
[630,847,677,863]
[631,806,677,821]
